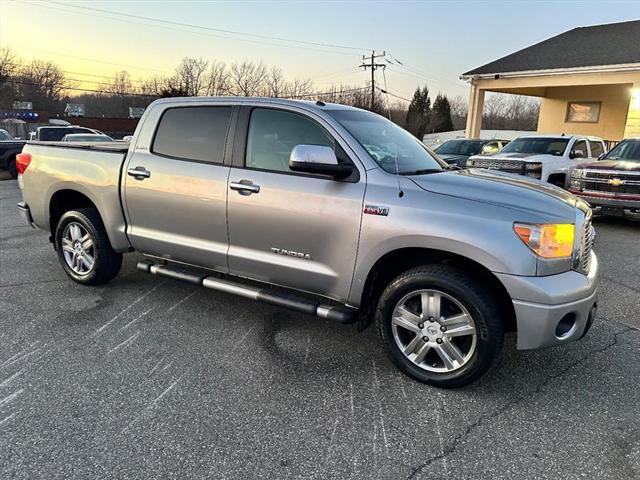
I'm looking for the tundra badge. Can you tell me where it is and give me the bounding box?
[271,248,311,260]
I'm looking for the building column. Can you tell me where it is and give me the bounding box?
[465,82,485,139]
[624,83,640,138]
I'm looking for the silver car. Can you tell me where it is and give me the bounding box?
[17,97,598,388]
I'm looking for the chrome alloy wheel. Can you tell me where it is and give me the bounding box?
[391,289,477,373]
[61,222,95,275]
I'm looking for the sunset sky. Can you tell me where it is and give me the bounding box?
[1,0,637,101]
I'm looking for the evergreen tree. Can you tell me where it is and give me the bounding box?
[431,93,454,133]
[405,85,431,139]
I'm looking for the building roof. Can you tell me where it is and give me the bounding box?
[463,20,640,77]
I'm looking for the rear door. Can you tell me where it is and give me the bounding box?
[225,105,366,301]
[123,103,235,272]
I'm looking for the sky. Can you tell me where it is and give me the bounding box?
[1,0,638,102]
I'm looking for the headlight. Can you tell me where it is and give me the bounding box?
[571,169,584,178]
[513,223,575,258]
[525,162,542,170]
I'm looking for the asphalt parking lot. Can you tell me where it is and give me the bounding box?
[1,178,639,480]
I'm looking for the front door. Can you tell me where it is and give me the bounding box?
[123,105,234,272]
[226,106,365,301]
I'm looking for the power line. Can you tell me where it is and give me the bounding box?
[47,0,367,52]
[23,1,365,58]
[376,87,412,103]
[288,86,369,99]
[9,45,173,74]
[384,65,468,91]
[8,78,368,100]
[8,79,157,97]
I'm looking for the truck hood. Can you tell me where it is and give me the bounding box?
[409,168,578,221]
[576,159,640,172]
[470,152,553,162]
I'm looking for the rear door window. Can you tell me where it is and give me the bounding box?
[152,106,232,163]
[589,141,604,158]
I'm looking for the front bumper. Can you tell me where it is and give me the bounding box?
[17,201,37,229]
[496,252,598,350]
[569,192,640,219]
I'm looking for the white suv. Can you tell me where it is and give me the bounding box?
[466,134,606,188]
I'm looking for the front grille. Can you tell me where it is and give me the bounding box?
[467,159,542,178]
[577,170,640,195]
[577,212,595,274]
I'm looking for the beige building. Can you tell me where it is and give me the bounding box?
[461,20,640,145]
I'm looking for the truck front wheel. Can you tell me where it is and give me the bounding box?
[376,265,504,388]
[54,208,122,285]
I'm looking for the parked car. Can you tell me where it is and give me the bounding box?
[569,138,640,219]
[61,133,114,142]
[0,129,26,178]
[16,98,598,388]
[466,134,606,188]
[29,126,104,142]
[434,139,509,167]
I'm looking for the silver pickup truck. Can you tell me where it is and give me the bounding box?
[16,97,598,388]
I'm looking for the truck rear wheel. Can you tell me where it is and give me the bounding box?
[376,265,504,388]
[54,208,122,285]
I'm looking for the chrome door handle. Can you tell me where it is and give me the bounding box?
[230,181,260,194]
[127,166,151,180]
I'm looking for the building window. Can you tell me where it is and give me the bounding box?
[565,101,601,123]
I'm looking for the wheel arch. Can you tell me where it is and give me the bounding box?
[48,189,102,241]
[356,247,516,333]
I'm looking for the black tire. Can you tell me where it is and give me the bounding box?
[376,264,504,388]
[54,208,122,285]
[7,157,18,179]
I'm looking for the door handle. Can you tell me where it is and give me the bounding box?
[127,166,151,180]
[230,180,260,194]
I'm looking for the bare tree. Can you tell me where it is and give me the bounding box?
[449,94,468,130]
[283,78,314,99]
[229,61,266,96]
[0,47,21,108]
[17,60,68,111]
[0,47,20,82]
[174,57,209,96]
[103,70,133,96]
[480,93,540,130]
[205,61,229,96]
[140,75,167,97]
[265,66,286,97]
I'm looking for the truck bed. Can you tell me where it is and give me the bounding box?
[20,141,132,251]
[27,141,130,154]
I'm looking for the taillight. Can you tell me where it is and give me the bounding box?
[16,153,32,175]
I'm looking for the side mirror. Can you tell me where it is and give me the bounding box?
[570,149,584,159]
[289,145,352,180]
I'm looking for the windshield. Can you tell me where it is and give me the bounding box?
[0,130,14,141]
[435,140,485,156]
[604,139,640,162]
[326,109,446,174]
[501,137,569,156]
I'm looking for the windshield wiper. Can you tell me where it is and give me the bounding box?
[401,168,445,175]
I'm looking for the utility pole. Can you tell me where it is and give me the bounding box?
[359,51,386,110]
